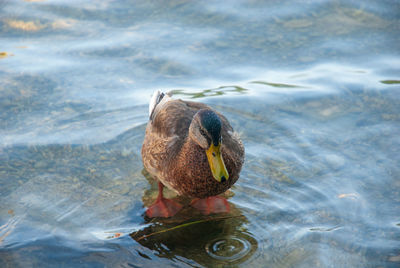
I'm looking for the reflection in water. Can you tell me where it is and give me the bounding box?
[131,209,258,266]
[0,52,12,59]
[250,81,301,88]
[0,216,22,245]
[380,80,400,85]
[133,170,258,266]
[170,85,248,99]
[4,19,46,32]
[205,235,253,262]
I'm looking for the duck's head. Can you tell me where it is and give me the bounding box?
[189,109,229,183]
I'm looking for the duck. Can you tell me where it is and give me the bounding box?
[141,90,245,217]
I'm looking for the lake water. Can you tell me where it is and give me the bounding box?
[1,0,399,267]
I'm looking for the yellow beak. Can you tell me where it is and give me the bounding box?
[206,143,229,182]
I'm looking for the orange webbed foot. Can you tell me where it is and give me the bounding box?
[146,197,183,218]
[190,196,230,215]
[146,181,183,218]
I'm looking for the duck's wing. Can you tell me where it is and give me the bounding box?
[143,93,207,178]
[150,96,210,138]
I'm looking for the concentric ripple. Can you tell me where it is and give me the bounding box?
[205,235,252,262]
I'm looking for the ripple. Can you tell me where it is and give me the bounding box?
[205,235,252,262]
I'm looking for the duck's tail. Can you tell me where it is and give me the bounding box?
[149,90,172,120]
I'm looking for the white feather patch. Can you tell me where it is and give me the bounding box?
[149,90,172,119]
[149,90,162,117]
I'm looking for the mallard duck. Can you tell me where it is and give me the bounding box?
[141,91,244,217]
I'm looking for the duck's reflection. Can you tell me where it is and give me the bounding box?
[131,170,258,266]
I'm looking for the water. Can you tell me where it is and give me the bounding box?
[1,0,399,267]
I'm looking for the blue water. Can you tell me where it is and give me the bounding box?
[1,0,399,267]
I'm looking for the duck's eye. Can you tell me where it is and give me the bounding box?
[199,127,212,146]
[199,128,208,137]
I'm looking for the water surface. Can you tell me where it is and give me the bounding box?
[1,0,400,267]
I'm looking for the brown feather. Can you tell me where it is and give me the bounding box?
[141,98,244,198]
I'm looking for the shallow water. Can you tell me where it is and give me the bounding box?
[1,0,400,267]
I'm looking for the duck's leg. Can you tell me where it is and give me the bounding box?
[190,196,230,215]
[146,181,183,218]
